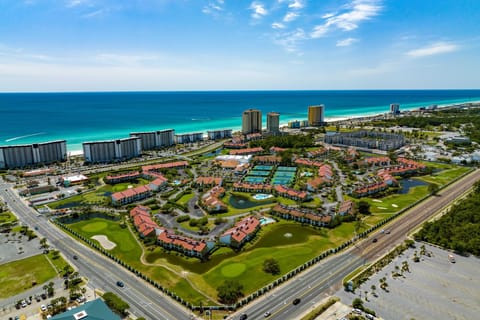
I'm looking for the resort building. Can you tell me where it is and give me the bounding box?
[207,129,233,140]
[157,229,211,259]
[130,205,159,238]
[337,200,355,216]
[229,147,264,156]
[242,108,262,134]
[0,140,67,169]
[219,216,261,248]
[174,132,204,144]
[390,103,400,114]
[200,185,227,213]
[105,171,141,184]
[130,129,175,150]
[111,185,152,206]
[308,105,325,126]
[194,176,223,187]
[271,204,332,227]
[324,131,405,151]
[82,137,142,163]
[266,112,280,134]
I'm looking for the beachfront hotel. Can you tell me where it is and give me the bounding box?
[266,112,280,134]
[242,108,262,134]
[0,140,67,169]
[308,105,325,126]
[82,137,142,163]
[174,132,204,144]
[390,103,400,114]
[207,129,233,140]
[130,129,175,150]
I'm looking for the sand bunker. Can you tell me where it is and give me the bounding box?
[391,204,398,207]
[91,235,116,250]
[372,199,383,203]
[377,207,387,210]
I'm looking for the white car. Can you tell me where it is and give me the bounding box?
[41,304,47,311]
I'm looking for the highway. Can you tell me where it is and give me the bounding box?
[235,169,480,320]
[0,183,194,320]
[2,168,478,320]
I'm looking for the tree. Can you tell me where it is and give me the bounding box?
[102,292,130,316]
[352,297,364,309]
[217,280,244,304]
[263,258,281,275]
[357,201,371,215]
[428,183,439,195]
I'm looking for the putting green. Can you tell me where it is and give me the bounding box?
[221,263,247,278]
[81,221,108,233]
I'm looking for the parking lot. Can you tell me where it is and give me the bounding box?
[336,243,480,320]
[0,231,42,265]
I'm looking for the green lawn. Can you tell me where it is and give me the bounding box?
[0,254,57,299]
[420,166,471,186]
[0,211,17,225]
[66,218,211,305]
[177,193,195,206]
[46,251,70,274]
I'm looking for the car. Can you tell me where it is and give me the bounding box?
[372,238,378,243]
[385,229,390,234]
[292,298,301,305]
[41,304,47,312]
[73,255,78,260]
[116,281,124,287]
[21,300,27,308]
[365,314,375,319]
[263,311,271,317]
[239,313,248,320]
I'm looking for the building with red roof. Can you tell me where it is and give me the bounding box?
[111,185,152,206]
[271,204,332,227]
[219,216,261,248]
[130,205,159,238]
[229,147,264,156]
[105,171,141,184]
[157,229,209,259]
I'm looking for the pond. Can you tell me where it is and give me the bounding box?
[229,194,276,209]
[397,178,428,194]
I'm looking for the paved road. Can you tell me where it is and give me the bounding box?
[234,169,480,320]
[0,183,195,320]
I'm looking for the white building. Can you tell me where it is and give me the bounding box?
[130,129,175,150]
[0,140,67,169]
[174,132,204,144]
[207,129,233,140]
[83,137,142,163]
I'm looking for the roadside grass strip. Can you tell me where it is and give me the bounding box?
[0,254,57,298]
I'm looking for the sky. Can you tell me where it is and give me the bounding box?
[0,0,479,92]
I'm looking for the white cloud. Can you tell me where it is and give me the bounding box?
[202,0,225,16]
[406,42,459,58]
[272,22,286,29]
[288,0,304,10]
[82,9,105,18]
[66,0,89,8]
[283,11,299,22]
[250,1,268,19]
[274,28,306,53]
[311,0,382,38]
[336,38,358,47]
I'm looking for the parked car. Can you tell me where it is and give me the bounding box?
[264,311,271,317]
[372,238,378,243]
[41,304,47,312]
[73,255,78,260]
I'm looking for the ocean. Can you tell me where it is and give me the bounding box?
[1,90,480,153]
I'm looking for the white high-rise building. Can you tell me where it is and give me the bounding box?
[267,112,280,134]
[242,109,262,134]
[0,140,67,169]
[83,137,141,163]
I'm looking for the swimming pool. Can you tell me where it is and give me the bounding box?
[252,193,274,200]
[259,217,276,225]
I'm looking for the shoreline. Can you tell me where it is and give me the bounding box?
[64,100,480,156]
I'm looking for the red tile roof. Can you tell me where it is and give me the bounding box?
[157,230,207,253]
[222,216,260,243]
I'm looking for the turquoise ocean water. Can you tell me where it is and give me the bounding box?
[1,90,479,152]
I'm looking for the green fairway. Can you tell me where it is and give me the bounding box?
[0,254,57,299]
[221,263,247,277]
[66,218,212,305]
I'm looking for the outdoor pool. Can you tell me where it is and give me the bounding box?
[259,217,276,225]
[252,193,274,200]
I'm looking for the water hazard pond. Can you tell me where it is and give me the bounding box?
[228,194,276,209]
[397,178,428,194]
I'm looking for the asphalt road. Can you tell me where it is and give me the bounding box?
[2,168,478,320]
[0,183,195,320]
[234,169,480,320]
